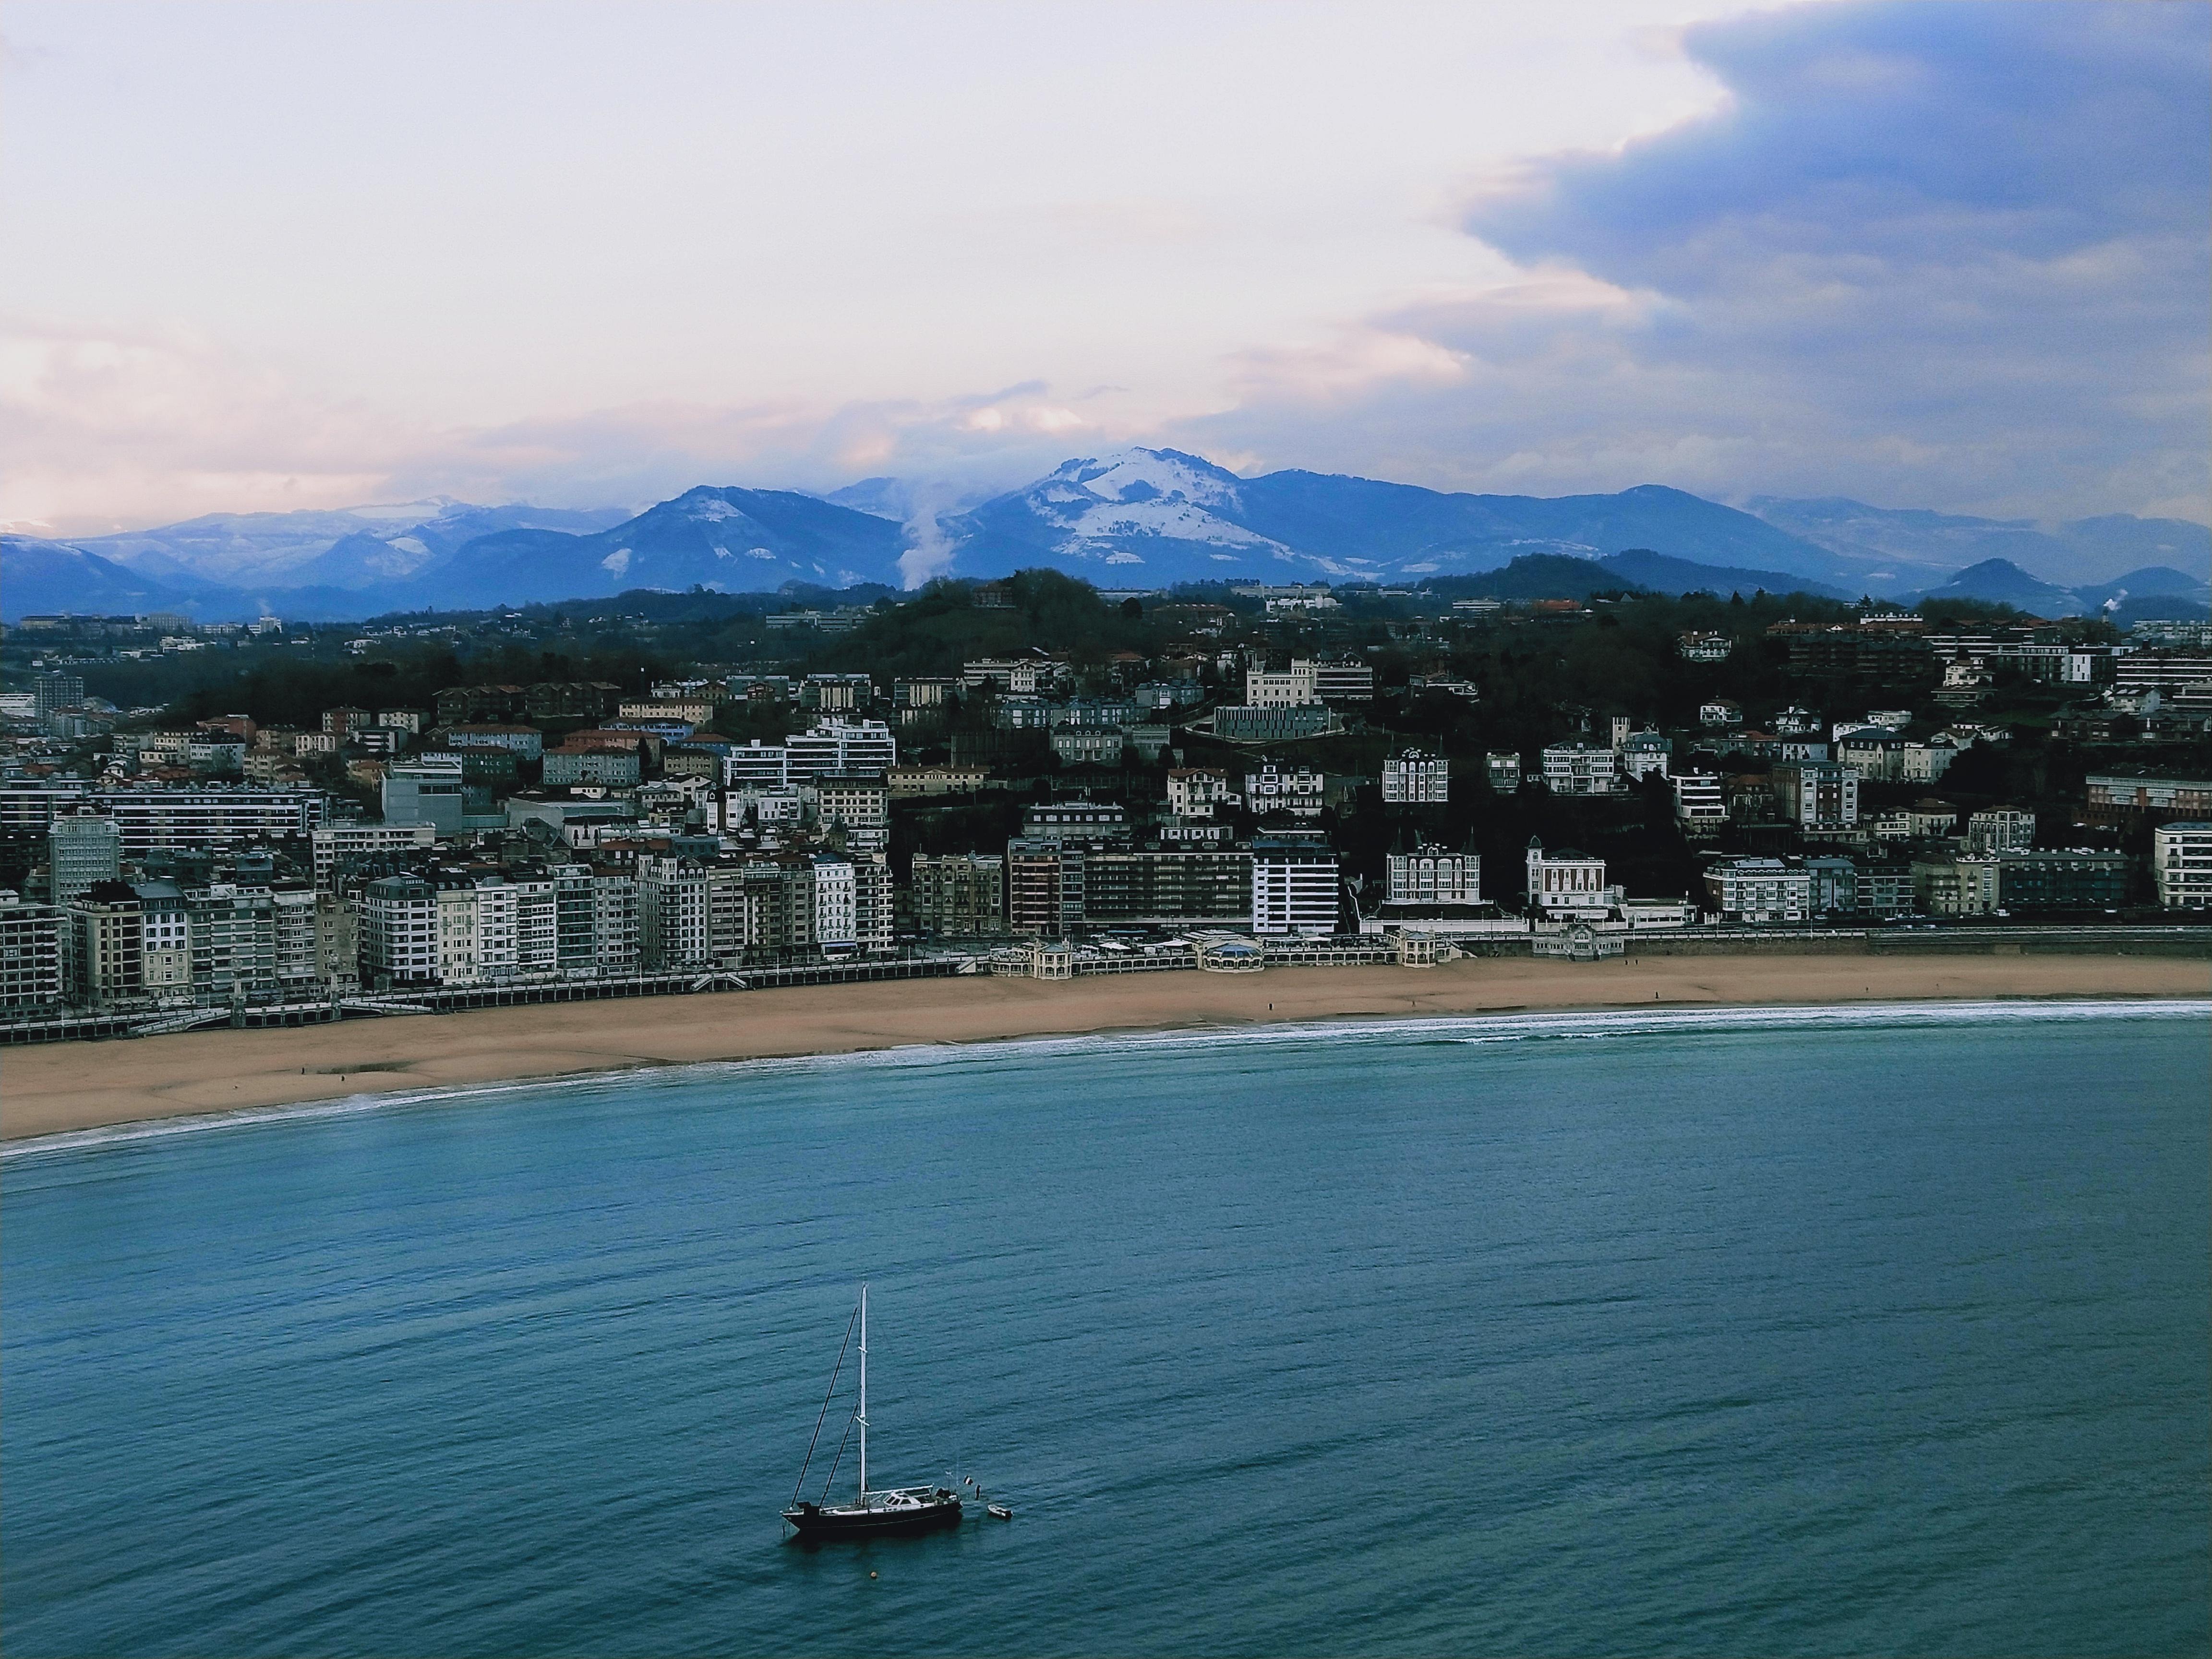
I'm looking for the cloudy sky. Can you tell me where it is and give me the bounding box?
[3,0,2205,534]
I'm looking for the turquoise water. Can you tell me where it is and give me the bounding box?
[4,1002,2207,1657]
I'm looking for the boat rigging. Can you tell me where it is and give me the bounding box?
[781,1285,966,1538]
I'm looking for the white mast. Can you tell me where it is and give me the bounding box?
[856,1283,868,1504]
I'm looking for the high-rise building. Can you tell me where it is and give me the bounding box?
[0,890,65,1011]
[189,884,278,1002]
[62,882,144,1007]
[360,874,440,987]
[33,673,85,717]
[638,856,713,972]
[1251,834,1340,936]
[134,878,193,1002]
[48,815,121,904]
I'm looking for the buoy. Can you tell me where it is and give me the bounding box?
[869,1570,878,1579]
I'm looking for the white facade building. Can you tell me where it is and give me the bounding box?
[1382,749,1450,805]
[1244,762,1325,819]
[1525,840,1614,916]
[311,823,438,889]
[1672,771,1726,833]
[1541,743,1623,797]
[723,740,791,789]
[785,718,897,780]
[360,874,440,986]
[815,775,890,856]
[1167,769,1232,818]
[1244,662,1320,707]
[1704,858,1813,924]
[1387,844,1480,905]
[2153,821,2212,909]
[812,856,858,950]
[1251,837,1340,935]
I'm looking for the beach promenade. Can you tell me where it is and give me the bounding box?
[4,951,2205,1142]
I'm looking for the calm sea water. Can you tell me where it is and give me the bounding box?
[4,1002,2207,1658]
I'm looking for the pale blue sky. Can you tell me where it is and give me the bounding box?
[3,0,2204,533]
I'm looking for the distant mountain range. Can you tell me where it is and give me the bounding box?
[5,448,2206,622]
[1745,496,2212,589]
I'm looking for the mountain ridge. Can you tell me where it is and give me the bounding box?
[6,449,2205,620]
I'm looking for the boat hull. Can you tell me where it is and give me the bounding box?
[782,1498,963,1538]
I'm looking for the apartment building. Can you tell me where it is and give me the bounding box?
[48,814,122,903]
[815,775,890,856]
[1619,732,1672,782]
[1965,809,2036,854]
[1310,659,1376,702]
[1381,749,1450,805]
[2153,822,2212,909]
[1245,761,1325,819]
[311,824,439,889]
[1251,835,1340,936]
[785,718,897,780]
[908,853,1006,937]
[1167,769,1232,817]
[2085,774,2212,829]
[1245,662,1320,707]
[1541,743,1623,797]
[1525,841,1615,917]
[1911,854,2001,916]
[638,856,714,971]
[1993,849,2128,910]
[0,890,64,1011]
[1672,771,1726,834]
[1703,858,1813,924]
[1771,760,1860,831]
[1387,843,1480,905]
[360,875,441,987]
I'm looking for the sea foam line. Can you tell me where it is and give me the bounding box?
[5,997,2205,1162]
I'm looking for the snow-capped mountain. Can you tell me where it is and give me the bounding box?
[419,486,910,609]
[72,499,631,588]
[945,450,1291,576]
[940,449,1848,586]
[9,448,2205,620]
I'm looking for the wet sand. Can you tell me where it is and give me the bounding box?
[3,952,2205,1142]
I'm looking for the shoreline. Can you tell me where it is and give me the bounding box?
[3,953,2205,1145]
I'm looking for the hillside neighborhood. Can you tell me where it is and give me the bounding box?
[3,564,2209,1035]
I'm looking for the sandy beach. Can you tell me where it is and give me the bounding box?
[3,952,2204,1142]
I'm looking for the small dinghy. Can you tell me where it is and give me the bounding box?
[987,1503,1012,1520]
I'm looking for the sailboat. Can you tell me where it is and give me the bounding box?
[781,1285,963,1538]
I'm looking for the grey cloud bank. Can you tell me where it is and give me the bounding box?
[1185,0,2211,525]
